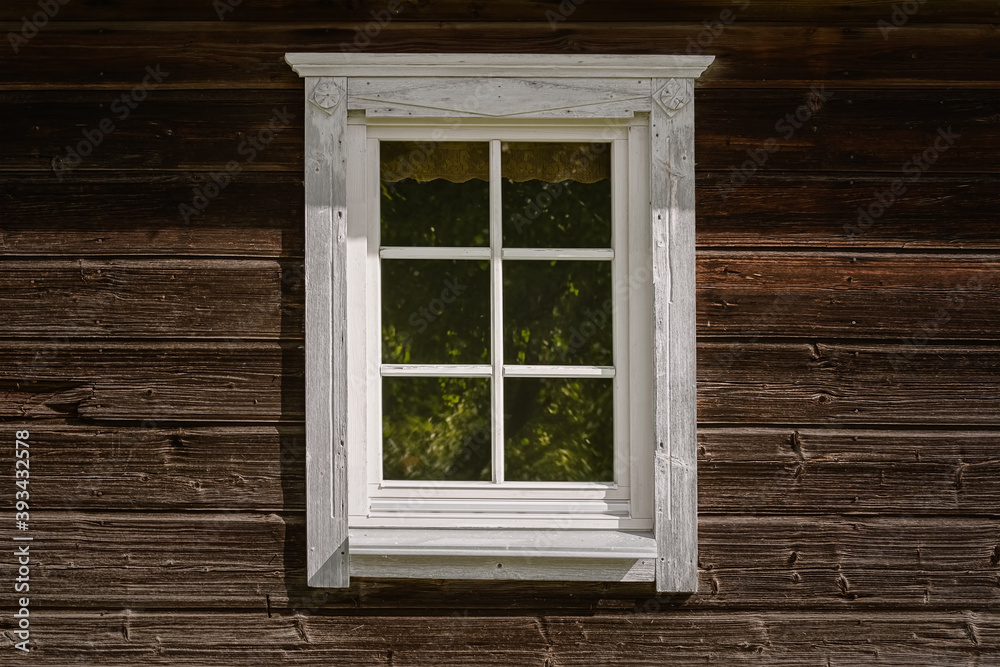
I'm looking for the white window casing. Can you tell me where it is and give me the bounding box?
[286,53,714,592]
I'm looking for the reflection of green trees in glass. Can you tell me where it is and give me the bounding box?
[383,377,491,481]
[505,378,614,482]
[381,260,490,365]
[382,178,490,247]
[380,145,615,483]
[502,179,611,248]
[504,260,612,366]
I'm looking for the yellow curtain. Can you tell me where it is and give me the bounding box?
[380,141,610,184]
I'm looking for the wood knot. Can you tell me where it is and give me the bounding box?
[812,392,834,405]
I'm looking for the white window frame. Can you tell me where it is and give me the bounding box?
[286,53,713,592]
[359,122,645,534]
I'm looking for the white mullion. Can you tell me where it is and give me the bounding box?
[381,364,492,377]
[490,139,504,484]
[501,248,613,261]
[380,246,491,260]
[503,365,615,379]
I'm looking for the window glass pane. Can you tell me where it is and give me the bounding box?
[382,259,490,364]
[503,260,613,366]
[383,376,491,481]
[504,377,613,482]
[501,142,611,248]
[380,141,490,247]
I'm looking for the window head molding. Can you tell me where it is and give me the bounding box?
[286,53,713,593]
[286,52,714,80]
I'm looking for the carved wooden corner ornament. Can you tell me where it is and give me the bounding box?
[654,78,692,118]
[310,78,345,114]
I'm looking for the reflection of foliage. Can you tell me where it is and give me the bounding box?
[381,260,490,365]
[380,163,615,483]
[502,179,611,248]
[381,178,489,247]
[383,377,491,481]
[505,260,612,366]
[505,378,614,482]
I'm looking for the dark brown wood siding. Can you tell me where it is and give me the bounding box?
[2,2,998,663]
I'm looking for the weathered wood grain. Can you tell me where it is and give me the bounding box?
[6,424,999,515]
[0,424,303,511]
[697,173,1000,250]
[699,428,1000,514]
[0,259,302,338]
[301,74,350,587]
[536,613,1000,666]
[0,341,304,422]
[4,0,998,23]
[2,610,997,666]
[651,76,700,593]
[348,75,652,118]
[1,90,301,173]
[0,173,303,257]
[1,24,997,90]
[5,89,998,173]
[12,512,1000,610]
[698,252,1000,340]
[699,342,1000,425]
[3,342,999,424]
[4,173,999,256]
[698,88,991,174]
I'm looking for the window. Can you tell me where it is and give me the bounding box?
[286,53,713,592]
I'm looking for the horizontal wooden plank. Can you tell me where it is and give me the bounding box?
[698,252,1000,339]
[697,88,995,174]
[2,610,997,666]
[697,173,1000,250]
[12,512,1000,610]
[0,24,997,90]
[0,173,303,257]
[699,342,1000,425]
[698,427,1000,514]
[4,89,997,173]
[1,90,301,173]
[6,424,999,516]
[3,173,997,256]
[0,424,301,511]
[2,342,999,425]
[0,259,302,338]
[0,341,304,422]
[536,613,1000,666]
[3,1,998,23]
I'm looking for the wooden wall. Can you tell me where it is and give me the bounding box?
[2,1,999,663]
